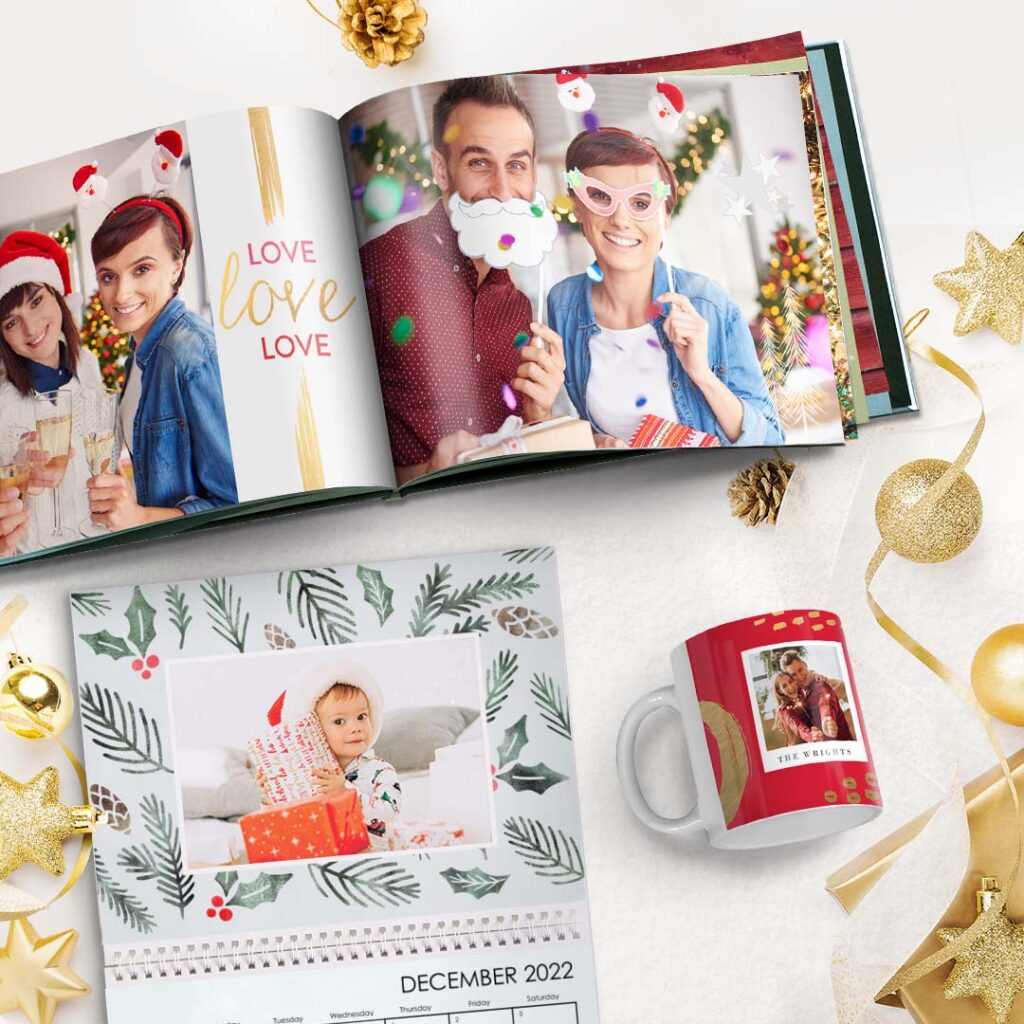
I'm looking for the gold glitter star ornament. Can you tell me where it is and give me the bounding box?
[937,877,1024,1024]
[0,767,105,880]
[0,918,90,1024]
[933,231,1024,343]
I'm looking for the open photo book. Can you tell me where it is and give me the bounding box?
[0,32,915,565]
[70,548,601,1023]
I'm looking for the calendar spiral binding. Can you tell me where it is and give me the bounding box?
[106,904,582,985]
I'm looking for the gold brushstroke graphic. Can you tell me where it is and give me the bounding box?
[699,700,750,826]
[295,368,325,491]
[248,107,285,225]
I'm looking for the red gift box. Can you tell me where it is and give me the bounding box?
[240,790,369,863]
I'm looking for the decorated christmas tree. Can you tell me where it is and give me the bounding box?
[80,291,130,389]
[755,221,825,336]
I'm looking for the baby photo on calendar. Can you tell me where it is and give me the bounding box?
[165,635,494,870]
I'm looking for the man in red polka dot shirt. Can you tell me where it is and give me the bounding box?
[360,76,566,483]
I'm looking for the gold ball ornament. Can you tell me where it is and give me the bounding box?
[971,624,1024,726]
[0,653,73,740]
[875,458,982,563]
[0,918,90,1024]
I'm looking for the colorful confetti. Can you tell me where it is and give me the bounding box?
[513,331,530,348]
[635,395,648,408]
[348,124,366,144]
[646,337,661,349]
[586,261,604,283]
[350,183,366,200]
[442,123,462,144]
[501,383,517,410]
[646,301,663,321]
[530,203,544,218]
[498,233,515,251]
[390,315,414,346]
[432,233,445,246]
[583,111,600,132]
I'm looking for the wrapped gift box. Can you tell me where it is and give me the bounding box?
[240,789,369,863]
[387,817,465,852]
[628,414,720,449]
[457,416,595,463]
[826,747,1024,1021]
[247,711,337,804]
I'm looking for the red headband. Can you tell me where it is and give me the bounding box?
[111,197,184,245]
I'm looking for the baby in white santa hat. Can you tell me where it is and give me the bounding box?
[260,659,401,850]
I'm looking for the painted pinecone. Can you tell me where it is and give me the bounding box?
[89,784,131,833]
[338,0,427,68]
[492,606,559,639]
[264,623,296,650]
[727,455,794,527]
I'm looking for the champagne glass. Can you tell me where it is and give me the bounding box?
[74,386,119,537]
[32,389,75,545]
[0,426,31,500]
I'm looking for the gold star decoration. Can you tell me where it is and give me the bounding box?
[0,918,90,1024]
[937,880,1024,1024]
[0,767,104,881]
[933,230,1024,343]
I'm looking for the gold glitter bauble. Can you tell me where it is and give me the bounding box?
[971,624,1024,726]
[0,767,105,880]
[0,653,73,740]
[875,458,982,563]
[0,918,90,1024]
[934,231,1024,344]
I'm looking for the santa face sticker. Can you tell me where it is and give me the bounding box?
[555,71,596,113]
[648,77,685,135]
[151,129,185,185]
[447,190,558,269]
[71,162,109,208]
[741,640,867,772]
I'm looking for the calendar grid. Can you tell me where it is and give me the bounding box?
[321,1003,579,1023]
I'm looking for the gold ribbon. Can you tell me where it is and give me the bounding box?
[1,598,95,921]
[866,309,1021,1000]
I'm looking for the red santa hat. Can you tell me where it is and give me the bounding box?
[655,78,685,114]
[72,163,99,194]
[266,657,385,748]
[154,129,184,159]
[556,70,587,85]
[0,230,74,306]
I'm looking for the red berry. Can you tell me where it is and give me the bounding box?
[212,895,224,907]
[141,670,151,680]
[219,908,233,921]
[146,655,159,667]
[206,908,216,918]
[132,659,143,671]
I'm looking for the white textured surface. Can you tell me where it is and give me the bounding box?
[2,1,1024,1021]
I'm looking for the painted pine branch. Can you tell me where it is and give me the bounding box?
[164,585,193,650]
[307,859,421,908]
[447,614,490,635]
[277,568,355,645]
[201,577,250,653]
[407,563,452,636]
[80,683,172,775]
[502,547,554,564]
[118,794,194,917]
[437,572,539,617]
[70,591,111,617]
[503,816,584,884]
[93,851,156,934]
[530,672,572,740]
[485,649,518,722]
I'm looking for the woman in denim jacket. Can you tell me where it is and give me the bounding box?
[85,195,237,530]
[547,128,783,447]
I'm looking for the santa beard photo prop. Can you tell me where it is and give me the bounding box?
[648,78,685,135]
[447,191,558,270]
[72,163,108,208]
[555,71,596,113]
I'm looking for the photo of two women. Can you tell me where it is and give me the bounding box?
[0,124,237,559]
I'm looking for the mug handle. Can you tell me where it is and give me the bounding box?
[616,685,703,835]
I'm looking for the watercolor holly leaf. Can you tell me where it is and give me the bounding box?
[497,715,528,768]
[496,762,568,795]
[357,565,395,626]
[79,586,160,667]
[440,866,510,899]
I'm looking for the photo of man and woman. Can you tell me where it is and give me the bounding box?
[744,641,863,771]
[342,68,846,482]
[0,123,237,559]
[165,635,493,870]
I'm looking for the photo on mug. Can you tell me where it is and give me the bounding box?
[164,634,495,871]
[741,639,866,772]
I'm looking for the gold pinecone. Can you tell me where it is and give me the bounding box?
[727,454,795,527]
[338,0,427,68]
